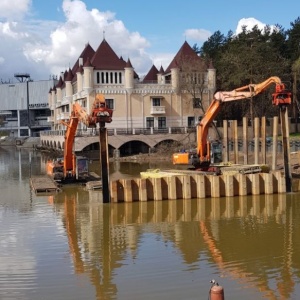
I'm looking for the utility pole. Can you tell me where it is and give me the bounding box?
[280,107,292,192]
[93,94,113,203]
[14,73,31,136]
[99,123,110,203]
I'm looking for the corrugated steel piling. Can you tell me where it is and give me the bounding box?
[110,171,290,203]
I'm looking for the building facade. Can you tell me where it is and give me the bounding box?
[0,76,57,137]
[48,39,216,133]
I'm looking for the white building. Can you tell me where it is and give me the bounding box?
[48,39,216,132]
[0,75,57,137]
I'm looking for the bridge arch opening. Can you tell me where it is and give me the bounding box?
[119,140,150,156]
[78,142,115,160]
[153,139,182,153]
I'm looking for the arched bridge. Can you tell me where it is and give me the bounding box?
[40,127,196,154]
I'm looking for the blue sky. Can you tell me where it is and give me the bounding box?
[1,0,300,81]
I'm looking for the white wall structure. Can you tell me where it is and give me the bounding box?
[0,78,57,137]
[48,39,216,133]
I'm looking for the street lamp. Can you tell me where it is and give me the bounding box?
[14,73,31,136]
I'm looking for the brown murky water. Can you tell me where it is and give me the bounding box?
[0,147,300,300]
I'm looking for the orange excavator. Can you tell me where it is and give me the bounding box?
[47,94,113,182]
[172,76,292,170]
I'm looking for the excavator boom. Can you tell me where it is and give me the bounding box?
[173,76,292,169]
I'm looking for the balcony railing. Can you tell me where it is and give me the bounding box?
[150,106,165,114]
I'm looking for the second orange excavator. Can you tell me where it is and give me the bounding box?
[172,76,292,171]
[47,94,113,182]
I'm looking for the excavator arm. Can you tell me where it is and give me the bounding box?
[173,76,291,169]
[62,115,79,178]
[62,94,113,179]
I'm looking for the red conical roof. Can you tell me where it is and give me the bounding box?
[71,43,95,74]
[91,39,127,70]
[165,41,205,73]
[55,76,63,88]
[143,64,159,83]
[65,68,74,81]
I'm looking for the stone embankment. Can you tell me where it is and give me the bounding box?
[0,136,41,148]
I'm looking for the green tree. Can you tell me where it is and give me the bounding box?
[292,57,300,131]
[204,24,290,122]
[286,18,300,62]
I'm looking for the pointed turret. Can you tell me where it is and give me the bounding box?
[55,76,63,103]
[91,39,126,70]
[83,57,94,90]
[124,58,134,89]
[65,68,73,97]
[143,65,159,83]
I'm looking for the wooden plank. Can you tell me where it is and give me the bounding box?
[223,120,229,163]
[261,116,266,164]
[243,117,248,165]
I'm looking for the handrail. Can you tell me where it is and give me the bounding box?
[40,126,196,137]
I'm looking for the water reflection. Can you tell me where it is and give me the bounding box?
[48,188,299,300]
[1,148,299,299]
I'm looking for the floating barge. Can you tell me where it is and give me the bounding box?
[30,176,61,194]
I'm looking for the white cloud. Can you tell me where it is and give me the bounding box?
[0,0,154,80]
[30,0,153,77]
[0,0,32,20]
[0,1,278,82]
[0,20,43,81]
[0,21,29,39]
[235,17,277,34]
[184,28,211,42]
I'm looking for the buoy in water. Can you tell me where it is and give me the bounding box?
[209,280,224,300]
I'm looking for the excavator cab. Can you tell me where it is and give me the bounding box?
[173,140,222,169]
[75,156,89,180]
[210,141,223,164]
